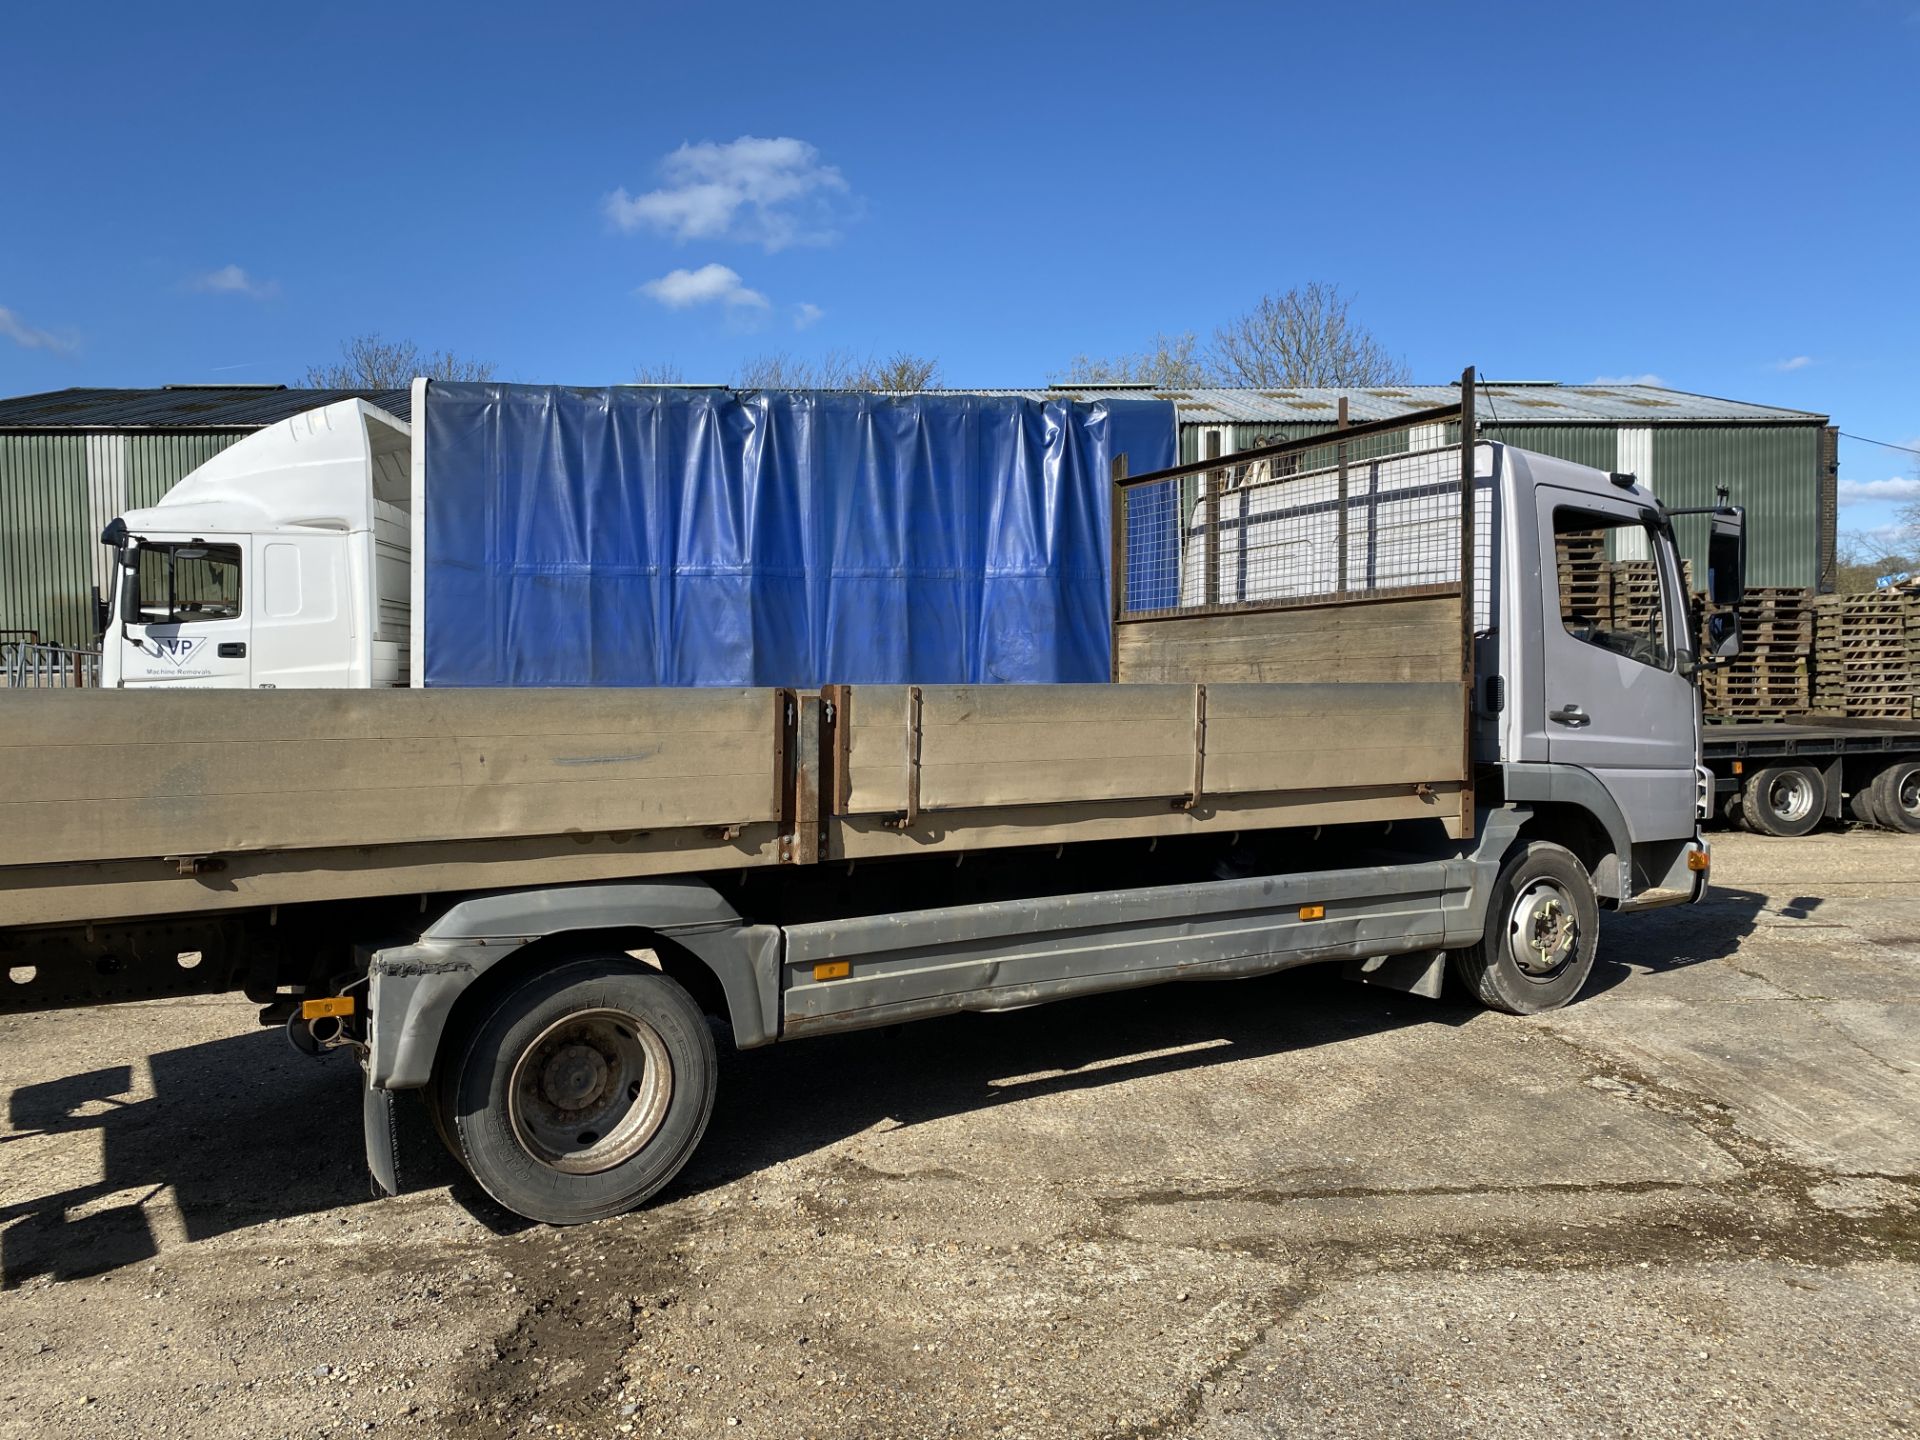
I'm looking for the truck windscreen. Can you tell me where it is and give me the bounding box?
[135,542,243,623]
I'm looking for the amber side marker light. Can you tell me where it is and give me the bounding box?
[1687,851,1710,872]
[301,995,355,1019]
[1298,904,1326,921]
[814,961,851,981]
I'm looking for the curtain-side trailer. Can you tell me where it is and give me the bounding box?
[1,376,1738,1224]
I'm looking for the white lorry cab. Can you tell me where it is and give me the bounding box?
[100,398,412,689]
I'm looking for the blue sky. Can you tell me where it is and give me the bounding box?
[3,0,1915,545]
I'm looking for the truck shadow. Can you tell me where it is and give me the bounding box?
[1584,884,1769,996]
[0,885,1769,1273]
[0,1028,368,1288]
[675,883,1768,1205]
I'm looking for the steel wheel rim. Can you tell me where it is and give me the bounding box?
[1507,878,1580,980]
[1899,768,1920,819]
[1768,772,1814,823]
[507,1008,673,1175]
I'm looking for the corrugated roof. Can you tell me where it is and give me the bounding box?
[0,386,413,430]
[0,382,1822,431]
[932,383,1826,426]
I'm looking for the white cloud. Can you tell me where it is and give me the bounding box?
[0,305,77,354]
[792,302,824,330]
[1771,355,1814,372]
[1589,373,1665,387]
[605,136,852,251]
[1838,477,1920,505]
[189,264,279,300]
[637,264,769,311]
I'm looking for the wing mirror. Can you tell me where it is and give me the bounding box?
[1705,507,1746,660]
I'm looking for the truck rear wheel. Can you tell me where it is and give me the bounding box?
[449,958,716,1224]
[1451,841,1598,1015]
[1868,759,1920,834]
[1739,765,1824,838]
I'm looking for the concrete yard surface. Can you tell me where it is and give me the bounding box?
[0,829,1915,1438]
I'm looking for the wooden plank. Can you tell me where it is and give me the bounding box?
[0,685,774,746]
[4,727,773,805]
[14,771,779,869]
[0,824,785,929]
[1204,680,1461,793]
[0,687,784,867]
[839,679,1465,816]
[842,685,912,814]
[831,783,1465,861]
[1114,594,1464,684]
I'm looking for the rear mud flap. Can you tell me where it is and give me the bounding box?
[363,1074,400,1199]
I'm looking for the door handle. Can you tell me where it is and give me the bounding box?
[1549,704,1590,727]
[218,642,247,658]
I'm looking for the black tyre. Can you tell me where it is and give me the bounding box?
[1452,841,1599,1015]
[1868,758,1920,835]
[425,1064,465,1172]
[449,958,716,1224]
[1739,765,1824,838]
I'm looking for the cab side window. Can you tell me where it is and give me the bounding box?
[1552,507,1670,671]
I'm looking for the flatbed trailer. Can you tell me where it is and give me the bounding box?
[0,379,1730,1224]
[1702,717,1920,836]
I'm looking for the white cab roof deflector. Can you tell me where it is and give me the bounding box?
[120,399,410,536]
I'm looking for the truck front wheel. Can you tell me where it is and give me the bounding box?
[1868,759,1920,834]
[1739,765,1825,838]
[1452,841,1598,1015]
[448,958,717,1224]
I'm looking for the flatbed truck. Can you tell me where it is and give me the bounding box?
[1703,718,1920,836]
[0,378,1737,1224]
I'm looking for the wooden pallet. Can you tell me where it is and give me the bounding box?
[1810,593,1917,720]
[1703,586,1817,720]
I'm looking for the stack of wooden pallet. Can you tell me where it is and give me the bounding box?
[1700,588,1814,719]
[1812,593,1915,719]
[1603,558,1695,636]
[1555,530,1611,624]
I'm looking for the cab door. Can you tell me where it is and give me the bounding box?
[120,538,252,687]
[1535,492,1696,843]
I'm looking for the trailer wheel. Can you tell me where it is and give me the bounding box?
[1739,765,1825,837]
[450,958,716,1224]
[1846,784,1883,830]
[1451,841,1599,1015]
[1868,759,1920,834]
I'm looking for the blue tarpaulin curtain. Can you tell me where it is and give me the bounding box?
[421,385,1176,687]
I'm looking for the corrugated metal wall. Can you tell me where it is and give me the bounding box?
[0,431,249,648]
[0,435,92,647]
[1650,426,1822,590]
[1481,424,1620,472]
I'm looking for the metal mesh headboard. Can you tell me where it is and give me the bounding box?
[1112,379,1477,625]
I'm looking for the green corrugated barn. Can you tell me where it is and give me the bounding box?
[0,380,1834,650]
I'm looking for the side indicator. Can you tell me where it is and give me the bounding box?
[813,961,851,982]
[1686,850,1710,872]
[1298,904,1326,921]
[1731,760,1744,776]
[301,995,355,1019]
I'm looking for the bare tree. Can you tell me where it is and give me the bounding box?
[303,334,497,388]
[734,348,939,391]
[1835,529,1917,593]
[1208,284,1410,387]
[632,360,686,384]
[1048,331,1210,387]
[855,350,941,392]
